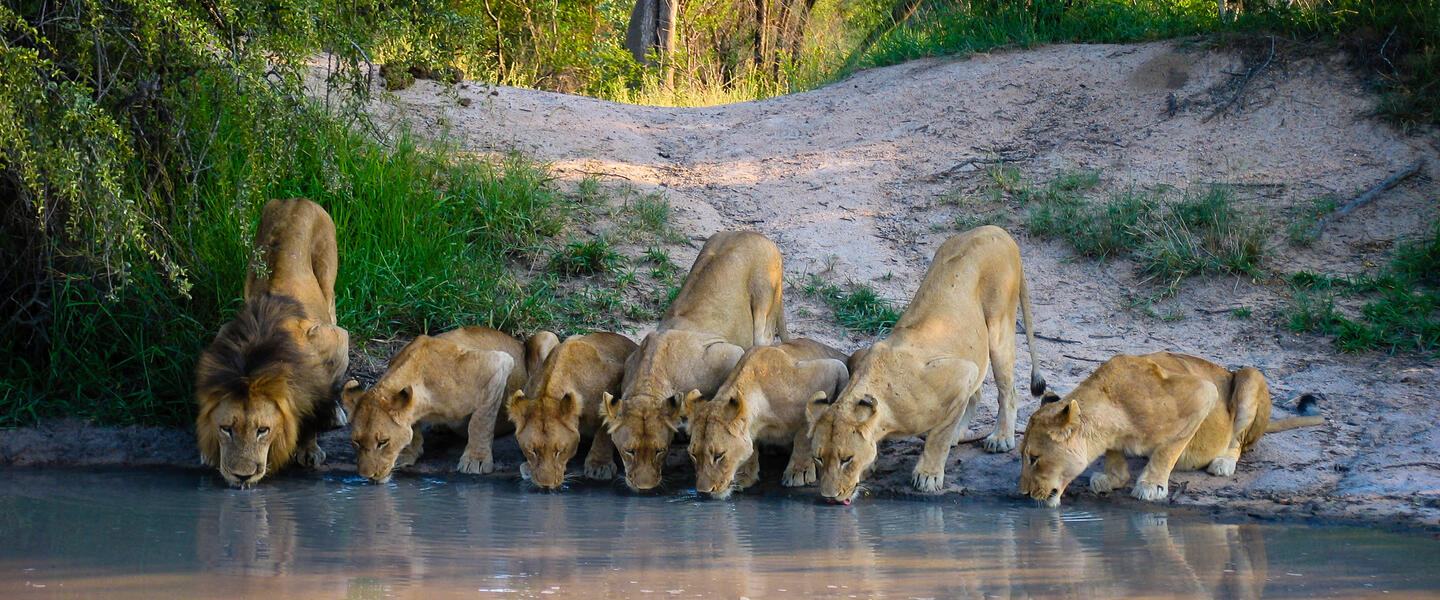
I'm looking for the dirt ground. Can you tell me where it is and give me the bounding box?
[5,41,1438,532]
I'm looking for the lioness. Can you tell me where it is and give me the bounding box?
[807,226,1045,503]
[684,338,849,498]
[508,331,638,489]
[603,231,788,491]
[1019,351,1326,507]
[195,198,350,488]
[341,326,530,483]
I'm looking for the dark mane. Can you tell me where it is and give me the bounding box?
[196,294,306,400]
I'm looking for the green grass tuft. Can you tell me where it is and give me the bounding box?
[801,275,901,335]
[549,237,622,277]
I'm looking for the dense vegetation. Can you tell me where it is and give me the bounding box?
[2,0,1435,428]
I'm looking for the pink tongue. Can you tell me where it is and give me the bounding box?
[841,498,852,506]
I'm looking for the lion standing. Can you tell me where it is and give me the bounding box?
[807,226,1046,503]
[195,198,350,488]
[602,231,788,491]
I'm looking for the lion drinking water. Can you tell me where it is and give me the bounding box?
[806,226,1046,504]
[195,198,350,488]
[1019,351,1326,507]
[508,331,638,489]
[603,231,789,491]
[684,338,849,498]
[341,326,534,483]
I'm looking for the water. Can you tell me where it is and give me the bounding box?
[0,470,1436,599]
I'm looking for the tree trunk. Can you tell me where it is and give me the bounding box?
[626,0,659,65]
[659,0,678,87]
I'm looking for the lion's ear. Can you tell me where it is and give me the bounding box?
[853,396,878,423]
[559,391,582,419]
[681,389,707,419]
[1061,399,1079,428]
[804,391,830,437]
[390,385,416,414]
[506,390,528,426]
[601,391,621,427]
[341,379,364,415]
[1040,390,1063,405]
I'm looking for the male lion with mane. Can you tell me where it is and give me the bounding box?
[195,198,350,488]
[1020,351,1325,507]
[603,231,788,491]
[684,338,849,498]
[807,226,1045,504]
[342,326,537,482]
[508,331,637,490]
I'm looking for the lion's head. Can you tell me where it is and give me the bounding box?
[602,389,692,491]
[683,392,753,499]
[342,380,419,483]
[1019,394,1089,508]
[805,390,881,505]
[507,389,583,489]
[196,376,300,489]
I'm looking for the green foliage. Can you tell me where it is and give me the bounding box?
[800,275,901,334]
[549,237,623,277]
[1286,220,1440,354]
[1018,171,1264,292]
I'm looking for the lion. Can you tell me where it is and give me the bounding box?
[507,331,638,489]
[1019,351,1326,507]
[602,231,788,491]
[195,198,350,488]
[683,338,849,498]
[806,226,1046,503]
[341,326,532,483]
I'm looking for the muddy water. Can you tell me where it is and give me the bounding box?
[0,470,1437,599]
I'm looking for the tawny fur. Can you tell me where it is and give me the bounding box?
[341,326,532,482]
[684,338,849,498]
[602,231,789,491]
[195,198,349,488]
[508,332,638,489]
[1019,351,1326,507]
[806,226,1046,503]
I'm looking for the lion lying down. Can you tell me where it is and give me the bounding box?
[195,198,350,488]
[508,331,638,489]
[342,326,540,483]
[684,338,849,499]
[1020,351,1326,507]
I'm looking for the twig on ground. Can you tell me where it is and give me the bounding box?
[1203,36,1275,123]
[1309,159,1424,238]
[1033,333,1081,344]
[1063,354,1106,363]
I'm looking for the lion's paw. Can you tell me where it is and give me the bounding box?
[911,469,945,493]
[1207,456,1237,477]
[1090,472,1123,494]
[519,462,532,481]
[1131,481,1169,502]
[982,432,1016,453]
[736,468,760,489]
[457,454,495,475]
[296,443,326,469]
[781,464,816,487]
[584,459,617,480]
[395,453,419,469]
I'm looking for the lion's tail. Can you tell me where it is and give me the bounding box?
[1266,392,1325,432]
[1019,271,1046,397]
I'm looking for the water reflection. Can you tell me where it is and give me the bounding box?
[0,470,1436,599]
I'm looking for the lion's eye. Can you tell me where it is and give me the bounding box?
[377,439,389,449]
[713,452,725,465]
[351,440,361,451]
[219,425,233,437]
[654,449,666,459]
[841,456,853,467]
[256,427,270,438]
[813,457,823,466]
[553,450,560,459]
[1029,455,1039,467]
[623,449,636,458]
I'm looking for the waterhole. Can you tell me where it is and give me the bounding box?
[1,470,1436,598]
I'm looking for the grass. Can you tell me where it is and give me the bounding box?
[1285,219,1440,354]
[800,274,901,335]
[549,237,623,277]
[1286,194,1339,247]
[1006,167,1265,294]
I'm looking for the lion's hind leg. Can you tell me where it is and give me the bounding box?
[1209,367,1271,477]
[982,306,1019,453]
[1089,449,1131,494]
[1134,377,1217,502]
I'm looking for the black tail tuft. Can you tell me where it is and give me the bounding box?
[1295,393,1323,416]
[1030,373,1048,397]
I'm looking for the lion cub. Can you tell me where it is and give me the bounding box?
[684,338,849,498]
[342,327,533,482]
[508,332,638,489]
[1020,351,1325,507]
